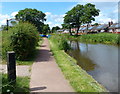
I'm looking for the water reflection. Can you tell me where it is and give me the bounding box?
[67,41,118,92]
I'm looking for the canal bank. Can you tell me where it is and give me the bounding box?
[67,41,119,92]
[49,35,107,92]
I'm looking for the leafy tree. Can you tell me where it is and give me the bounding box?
[93,23,99,26]
[62,24,73,35]
[42,24,50,34]
[15,8,46,33]
[10,21,17,26]
[51,26,60,33]
[83,3,100,31]
[64,3,100,35]
[64,4,84,35]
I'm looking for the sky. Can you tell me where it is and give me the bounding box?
[0,2,119,28]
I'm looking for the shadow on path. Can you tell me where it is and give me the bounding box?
[30,86,47,91]
[35,49,52,62]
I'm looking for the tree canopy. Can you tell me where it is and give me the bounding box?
[42,24,50,34]
[51,26,60,33]
[15,8,46,33]
[64,3,100,35]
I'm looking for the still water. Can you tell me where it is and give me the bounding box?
[67,41,119,92]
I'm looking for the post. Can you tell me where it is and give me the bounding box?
[6,19,9,31]
[7,51,16,84]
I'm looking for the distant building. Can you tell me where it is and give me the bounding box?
[109,23,120,33]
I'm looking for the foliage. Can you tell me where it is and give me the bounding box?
[15,8,46,33]
[51,26,60,33]
[49,37,107,92]
[93,23,99,26]
[49,34,70,51]
[62,24,72,35]
[79,33,120,45]
[2,22,40,60]
[64,3,100,35]
[2,30,14,59]
[42,24,50,34]
[1,73,30,93]
[10,21,17,26]
[60,33,120,45]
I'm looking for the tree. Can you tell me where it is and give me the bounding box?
[42,24,50,34]
[51,26,60,33]
[62,23,73,35]
[82,3,100,31]
[64,4,84,35]
[64,3,100,35]
[15,8,46,33]
[11,21,17,26]
[93,23,99,26]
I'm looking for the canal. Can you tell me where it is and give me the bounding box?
[67,41,119,92]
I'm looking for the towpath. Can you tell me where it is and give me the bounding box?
[30,38,74,92]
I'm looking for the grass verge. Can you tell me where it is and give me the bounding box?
[1,73,30,93]
[49,37,107,92]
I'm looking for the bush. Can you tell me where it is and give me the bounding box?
[50,35,70,51]
[58,39,70,51]
[2,22,39,60]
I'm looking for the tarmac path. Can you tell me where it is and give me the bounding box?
[30,38,74,92]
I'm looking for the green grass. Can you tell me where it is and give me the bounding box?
[65,33,120,45]
[49,36,107,92]
[1,73,30,93]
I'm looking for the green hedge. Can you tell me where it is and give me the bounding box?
[2,22,39,60]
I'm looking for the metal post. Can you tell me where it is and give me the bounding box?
[7,51,16,84]
[6,19,9,31]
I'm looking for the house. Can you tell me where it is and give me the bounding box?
[63,29,69,33]
[109,23,120,33]
[95,24,109,32]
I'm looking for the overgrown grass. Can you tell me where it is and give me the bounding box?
[61,33,120,45]
[49,35,107,92]
[1,73,30,93]
[79,33,120,45]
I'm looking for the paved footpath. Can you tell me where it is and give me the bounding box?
[30,38,74,92]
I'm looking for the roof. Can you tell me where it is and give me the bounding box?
[109,23,120,29]
[57,29,64,32]
[95,24,108,30]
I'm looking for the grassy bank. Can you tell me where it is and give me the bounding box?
[1,73,30,93]
[57,33,120,45]
[49,35,107,92]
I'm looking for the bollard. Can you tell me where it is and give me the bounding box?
[7,51,16,84]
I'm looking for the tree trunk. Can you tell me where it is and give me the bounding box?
[86,23,89,33]
[69,28,72,36]
[76,26,80,35]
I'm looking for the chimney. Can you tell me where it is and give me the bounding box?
[108,22,111,27]
[111,21,113,25]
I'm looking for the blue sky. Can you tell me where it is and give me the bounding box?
[0,2,119,28]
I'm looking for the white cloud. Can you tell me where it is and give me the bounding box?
[45,12,65,28]
[11,11,18,17]
[94,12,118,24]
[0,11,18,26]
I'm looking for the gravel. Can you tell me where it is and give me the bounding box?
[0,64,31,77]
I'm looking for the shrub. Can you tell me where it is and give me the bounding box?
[58,39,70,51]
[50,35,70,51]
[2,22,39,60]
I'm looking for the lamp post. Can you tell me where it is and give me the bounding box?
[6,18,14,31]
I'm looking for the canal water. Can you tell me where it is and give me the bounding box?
[67,41,119,92]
